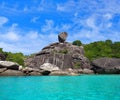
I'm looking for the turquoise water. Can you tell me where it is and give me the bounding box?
[0,75,120,100]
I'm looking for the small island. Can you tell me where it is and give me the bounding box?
[0,32,120,76]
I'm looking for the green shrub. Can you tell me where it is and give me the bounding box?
[6,52,25,66]
[59,49,68,54]
[74,62,81,68]
[72,40,82,46]
[84,40,120,60]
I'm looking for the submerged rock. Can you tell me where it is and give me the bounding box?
[50,70,70,76]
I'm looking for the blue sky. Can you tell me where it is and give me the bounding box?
[0,0,120,54]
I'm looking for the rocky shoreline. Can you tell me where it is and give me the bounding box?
[1,57,120,76]
[0,61,94,76]
[0,32,120,76]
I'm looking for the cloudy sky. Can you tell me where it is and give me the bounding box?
[0,0,120,54]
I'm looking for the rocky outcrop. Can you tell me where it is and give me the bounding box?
[29,71,42,76]
[25,32,92,75]
[25,42,91,71]
[21,67,42,75]
[58,32,68,43]
[0,61,25,76]
[40,63,60,71]
[0,61,42,76]
[50,70,73,76]
[0,68,7,73]
[92,58,120,74]
[0,69,25,76]
[0,61,19,70]
[75,68,94,74]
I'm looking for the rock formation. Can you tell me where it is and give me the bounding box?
[25,32,92,75]
[0,61,42,76]
[0,31,94,76]
[58,32,68,43]
[0,61,25,76]
[40,63,60,72]
[25,42,91,70]
[92,57,120,74]
[0,69,25,76]
[0,61,19,70]
[3,32,120,75]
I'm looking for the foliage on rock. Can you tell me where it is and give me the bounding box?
[59,49,68,54]
[74,62,81,69]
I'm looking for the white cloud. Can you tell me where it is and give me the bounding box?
[23,6,29,12]
[86,16,97,30]
[57,4,65,11]
[41,19,71,34]
[0,23,20,41]
[0,20,58,54]
[104,13,112,20]
[57,0,76,12]
[22,0,47,13]
[41,20,54,32]
[61,24,71,30]
[27,31,39,39]
[0,16,8,27]
[0,1,120,55]
[31,16,40,23]
[2,31,20,41]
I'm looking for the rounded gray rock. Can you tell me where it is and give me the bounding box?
[92,57,120,74]
[0,61,19,70]
[58,32,68,43]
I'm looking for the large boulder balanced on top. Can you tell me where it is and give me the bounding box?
[92,58,120,74]
[58,32,68,43]
[25,42,91,70]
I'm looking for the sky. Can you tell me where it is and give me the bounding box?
[0,0,120,54]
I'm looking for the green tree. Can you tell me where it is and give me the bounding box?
[6,52,25,66]
[0,48,3,53]
[105,40,112,46]
[112,42,120,58]
[72,40,82,46]
[84,40,114,61]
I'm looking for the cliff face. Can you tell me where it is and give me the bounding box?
[25,42,91,70]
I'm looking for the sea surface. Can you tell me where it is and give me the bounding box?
[0,75,120,100]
